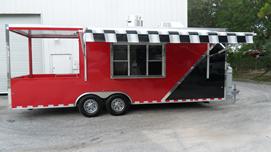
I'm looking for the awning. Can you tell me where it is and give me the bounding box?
[8,24,83,38]
[84,27,256,44]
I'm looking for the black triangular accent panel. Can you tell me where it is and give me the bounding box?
[166,46,226,100]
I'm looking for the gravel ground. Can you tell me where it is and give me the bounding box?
[0,81,271,152]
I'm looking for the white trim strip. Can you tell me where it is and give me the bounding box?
[143,101,149,104]
[134,101,140,104]
[132,98,225,105]
[37,105,44,108]
[48,104,54,108]
[13,104,76,109]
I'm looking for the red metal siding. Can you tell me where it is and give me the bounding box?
[86,42,207,102]
[11,42,207,108]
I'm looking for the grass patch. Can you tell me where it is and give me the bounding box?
[234,70,271,82]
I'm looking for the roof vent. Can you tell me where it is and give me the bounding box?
[160,22,185,28]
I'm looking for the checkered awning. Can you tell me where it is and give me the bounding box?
[84,28,255,44]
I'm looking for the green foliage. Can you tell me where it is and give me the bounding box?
[261,39,271,70]
[188,0,271,79]
[215,0,259,31]
[188,0,221,27]
[258,0,271,18]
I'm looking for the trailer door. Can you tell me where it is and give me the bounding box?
[50,54,73,74]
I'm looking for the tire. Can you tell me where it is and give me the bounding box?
[106,94,130,116]
[77,95,103,117]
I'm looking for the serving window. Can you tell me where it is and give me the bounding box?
[111,44,165,78]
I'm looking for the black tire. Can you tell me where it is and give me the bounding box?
[106,94,130,116]
[77,95,103,117]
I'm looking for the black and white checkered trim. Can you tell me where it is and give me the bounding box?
[84,28,255,44]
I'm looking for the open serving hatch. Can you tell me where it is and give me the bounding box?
[5,24,85,89]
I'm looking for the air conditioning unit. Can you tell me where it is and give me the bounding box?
[127,15,143,27]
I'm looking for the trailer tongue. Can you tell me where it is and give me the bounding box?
[6,24,256,117]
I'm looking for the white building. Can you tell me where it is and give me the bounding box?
[0,0,188,93]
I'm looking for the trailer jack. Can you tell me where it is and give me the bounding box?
[232,83,240,103]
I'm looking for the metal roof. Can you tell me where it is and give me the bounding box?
[7,24,83,38]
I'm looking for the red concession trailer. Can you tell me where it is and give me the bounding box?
[5,24,255,117]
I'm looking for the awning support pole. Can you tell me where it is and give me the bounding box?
[206,44,210,79]
[5,25,11,89]
[28,37,33,77]
[6,25,12,106]
[78,31,87,81]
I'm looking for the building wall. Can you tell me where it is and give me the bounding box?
[0,14,42,93]
[0,0,187,93]
[0,0,187,27]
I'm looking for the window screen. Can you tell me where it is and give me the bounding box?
[112,45,128,76]
[111,44,165,78]
[130,45,146,76]
[148,45,163,75]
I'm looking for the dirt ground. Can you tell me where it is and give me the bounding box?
[0,81,271,152]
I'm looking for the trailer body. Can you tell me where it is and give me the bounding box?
[6,25,255,116]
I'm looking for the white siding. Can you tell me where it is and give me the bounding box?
[0,14,41,93]
[0,0,187,27]
[0,0,187,93]
[44,39,79,74]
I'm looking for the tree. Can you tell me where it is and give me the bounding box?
[188,0,221,27]
[215,0,271,75]
[258,0,271,18]
[188,0,271,77]
[189,0,269,47]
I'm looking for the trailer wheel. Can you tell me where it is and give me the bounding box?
[77,95,103,117]
[106,94,130,116]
